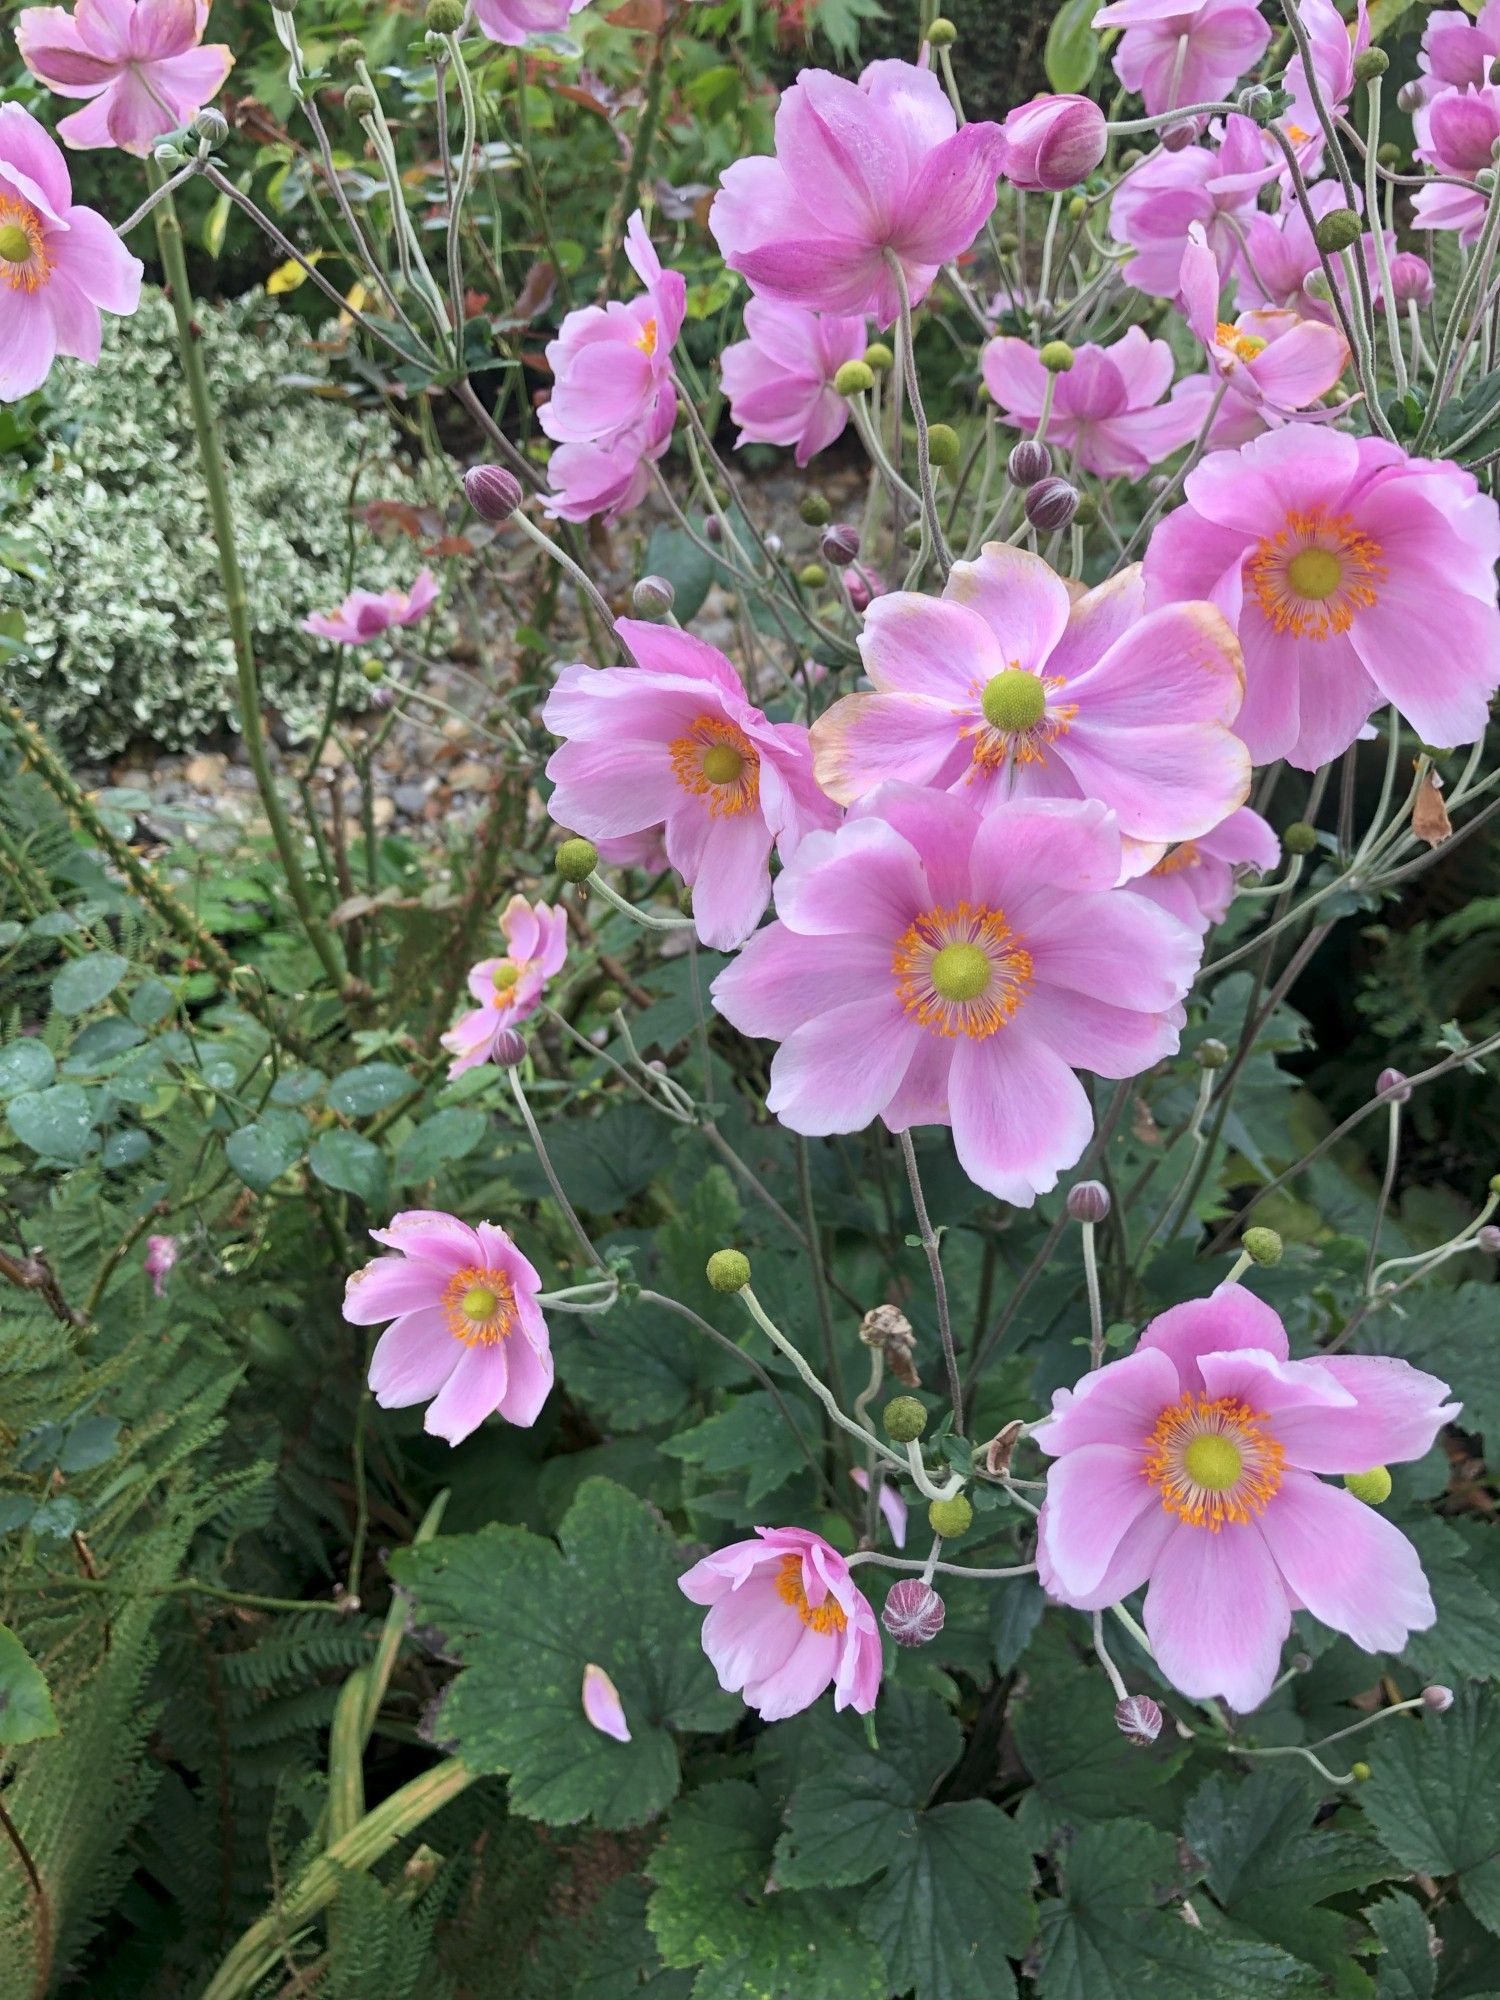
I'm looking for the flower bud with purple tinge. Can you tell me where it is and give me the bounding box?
[882,1579,946,1646]
[1162,119,1196,152]
[821,522,861,566]
[463,463,522,523]
[1477,1225,1500,1255]
[1383,253,1434,309]
[632,574,675,621]
[1115,1695,1163,1745]
[492,1028,526,1068]
[999,94,1108,192]
[1067,1180,1110,1224]
[1422,1684,1455,1713]
[1024,476,1080,533]
[1007,438,1053,488]
[1378,1067,1412,1103]
[1397,78,1426,115]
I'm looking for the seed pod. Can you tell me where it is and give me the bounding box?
[343,84,377,119]
[834,359,875,397]
[925,16,957,47]
[191,108,229,147]
[799,491,833,526]
[883,1395,927,1443]
[1196,1038,1230,1070]
[706,1249,751,1294]
[927,1493,973,1538]
[864,341,895,372]
[1241,1226,1283,1267]
[1283,820,1318,855]
[1038,339,1074,373]
[882,1579,946,1646]
[555,837,599,884]
[925,423,961,468]
[1314,208,1363,255]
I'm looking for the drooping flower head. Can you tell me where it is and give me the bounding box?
[679,1526,882,1721]
[544,400,674,524]
[344,1210,553,1445]
[982,327,1210,478]
[303,568,439,645]
[710,60,1007,324]
[543,622,836,951]
[471,0,587,47]
[144,1232,178,1297]
[1420,0,1500,90]
[711,787,1202,1205]
[998,93,1108,192]
[1094,0,1271,116]
[1034,1284,1455,1710]
[810,544,1249,875]
[1145,427,1500,769]
[1110,114,1273,299]
[1179,220,1349,430]
[720,296,868,467]
[441,894,568,1079]
[1132,806,1280,936]
[1279,0,1370,173]
[18,0,233,156]
[539,212,684,452]
[0,103,143,402]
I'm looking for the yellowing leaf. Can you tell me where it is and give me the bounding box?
[266,251,324,296]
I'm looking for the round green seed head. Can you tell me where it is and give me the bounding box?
[997,231,1020,255]
[926,423,961,468]
[343,84,377,119]
[1283,820,1318,855]
[1343,1465,1392,1505]
[1241,1227,1283,1267]
[1353,47,1389,83]
[706,1249,751,1294]
[926,16,957,46]
[1071,493,1099,526]
[1313,207,1362,255]
[334,36,364,72]
[798,563,828,589]
[1196,1038,1230,1070]
[555,836,599,883]
[902,520,924,548]
[1039,340,1075,374]
[799,492,833,526]
[594,985,624,1015]
[678,883,694,916]
[980,668,1046,734]
[883,1395,928,1443]
[834,359,876,397]
[1350,1761,1372,1782]
[425,0,465,29]
[927,1494,973,1538]
[359,657,386,683]
[863,341,895,372]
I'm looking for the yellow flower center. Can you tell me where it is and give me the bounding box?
[1216,320,1268,363]
[0,199,48,292]
[961,665,1076,771]
[635,316,659,356]
[668,715,760,817]
[980,667,1047,733]
[440,1265,516,1346]
[775,1553,848,1634]
[1247,509,1386,640]
[893,901,1033,1040]
[1150,841,1203,878]
[1144,1392,1285,1529]
[491,961,522,992]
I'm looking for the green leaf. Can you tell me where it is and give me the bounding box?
[308,1130,388,1205]
[1364,1894,1434,2000]
[7,1083,94,1163]
[225,1115,307,1192]
[1372,1286,1500,1442]
[390,1479,738,1828]
[661,1392,811,1507]
[647,1780,887,2000]
[393,1105,487,1184]
[1045,0,1103,94]
[0,1621,60,1745]
[1012,1642,1190,1832]
[1361,1690,1500,1929]
[510,1104,675,1213]
[0,1040,55,1101]
[991,1575,1046,1673]
[326,1060,412,1117]
[642,524,719,626]
[1397,1517,1500,1684]
[50,950,128,1016]
[553,1290,739,1431]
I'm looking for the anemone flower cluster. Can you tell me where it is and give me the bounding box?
[17,0,233,156]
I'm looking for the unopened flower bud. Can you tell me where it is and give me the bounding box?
[1025,476,1080,532]
[925,16,957,46]
[463,462,522,524]
[1241,1226,1282,1267]
[1067,1180,1110,1224]
[426,0,465,28]
[834,359,875,397]
[334,36,364,71]
[1237,83,1274,122]
[555,836,598,883]
[1115,1695,1163,1745]
[1491,1173,1500,1195]
[594,985,624,1014]
[1161,119,1196,151]
[632,574,675,620]
[821,523,861,566]
[1353,47,1389,83]
[902,520,924,549]
[1072,492,1098,527]
[927,1494,972,1539]
[678,883,694,916]
[1118,147,1143,169]
[883,1395,927,1443]
[706,1249,751,1294]
[1343,1465,1392,1505]
[344,83,377,119]
[153,141,186,166]
[1397,79,1426,113]
[863,341,895,372]
[1303,268,1334,304]
[1378,1066,1411,1102]
[1283,820,1318,855]
[1290,1652,1312,1674]
[882,1578,946,1645]
[491,1027,526,1067]
[764,532,783,557]
[1007,439,1053,487]
[1383,252,1434,308]
[1351,1760,1372,1782]
[1038,339,1074,373]
[191,108,229,147]
[1000,94,1107,192]
[799,491,833,526]
[798,562,828,589]
[1477,1225,1500,1255]
[1422,1684,1455,1713]
[997,230,1020,255]
[926,423,961,468]
[1197,1038,1230,1070]
[1314,208,1363,255]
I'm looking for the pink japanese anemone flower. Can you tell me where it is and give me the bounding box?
[1110,114,1273,299]
[1094,0,1271,116]
[982,328,1210,479]
[711,787,1202,1205]
[1420,0,1500,89]
[679,1526,882,1721]
[1179,221,1349,433]
[1144,426,1500,770]
[472,0,587,47]
[1033,1284,1456,1711]
[542,621,836,951]
[809,544,1250,878]
[710,60,1007,324]
[539,211,683,453]
[545,396,673,524]
[1132,805,1280,936]
[441,894,568,1079]
[1235,181,1386,326]
[1280,0,1370,175]
[720,296,868,467]
[18,0,233,156]
[344,1210,553,1446]
[0,103,142,402]
[1413,84,1500,242]
[303,568,439,645]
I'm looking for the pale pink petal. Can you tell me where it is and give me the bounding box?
[1138,1285,1289,1386]
[1032,1345,1183,1455]
[344,1256,443,1326]
[1257,1474,1435,1653]
[582,1663,631,1742]
[1037,1443,1159,1597]
[772,813,928,939]
[424,1342,508,1445]
[368,1310,460,1407]
[809,690,967,804]
[943,543,1073,670]
[858,591,1002,697]
[1037,1492,1176,1611]
[1144,1519,1291,1711]
[768,995,922,1134]
[947,1029,1094,1205]
[1271,1355,1459,1473]
[749,1622,841,1720]
[496,1322,554,1427]
[711,925,893,1039]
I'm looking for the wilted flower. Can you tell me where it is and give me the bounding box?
[581,1663,631,1742]
[1033,1284,1456,1711]
[1094,0,1270,116]
[679,1526,882,1720]
[144,1233,178,1298]
[441,895,568,1079]
[998,93,1108,192]
[18,0,233,156]
[343,1211,553,1445]
[720,297,868,466]
[984,328,1207,479]
[882,1578,946,1646]
[303,569,439,645]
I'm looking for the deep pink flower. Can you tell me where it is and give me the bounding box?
[810,545,1249,873]
[543,622,836,951]
[1413,85,1500,241]
[1033,1284,1455,1711]
[472,0,587,47]
[581,1663,631,1742]
[344,1210,553,1445]
[545,397,673,524]
[1094,0,1271,116]
[710,60,1007,324]
[303,568,439,645]
[441,894,568,1079]
[144,1233,178,1297]
[720,296,867,467]
[1180,220,1349,430]
[1236,182,1386,326]
[982,326,1209,477]
[1131,806,1280,935]
[1421,0,1500,89]
[711,787,1201,1205]
[0,103,142,401]
[1145,427,1500,769]
[1280,0,1370,173]
[540,212,683,451]
[998,94,1108,192]
[1378,252,1435,309]
[17,0,233,156]
[679,1526,882,1721]
[1110,114,1272,298]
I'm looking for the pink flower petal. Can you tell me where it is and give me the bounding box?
[1257,1473,1435,1654]
[582,1663,632,1743]
[1138,1285,1290,1386]
[1038,1442,1159,1597]
[1144,1518,1291,1711]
